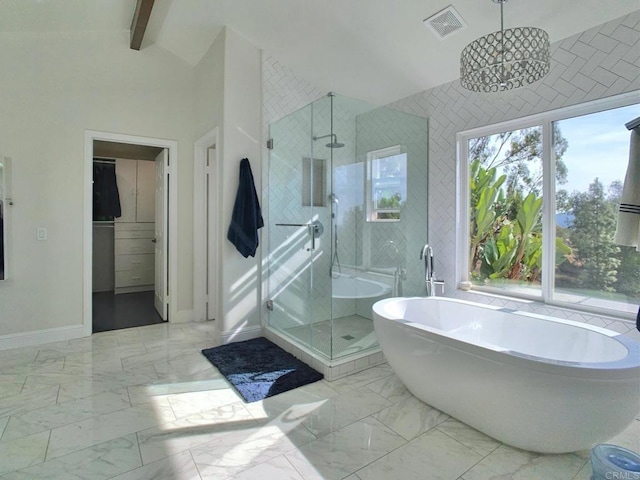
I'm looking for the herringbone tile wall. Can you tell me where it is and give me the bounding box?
[389,11,640,337]
[262,11,640,339]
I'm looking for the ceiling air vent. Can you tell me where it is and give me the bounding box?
[423,5,466,40]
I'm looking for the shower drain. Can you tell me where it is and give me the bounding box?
[341,334,355,341]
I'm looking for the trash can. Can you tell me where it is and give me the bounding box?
[591,444,640,480]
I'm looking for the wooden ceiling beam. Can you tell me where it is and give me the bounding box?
[130,0,155,51]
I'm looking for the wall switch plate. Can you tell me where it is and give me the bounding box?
[37,227,47,241]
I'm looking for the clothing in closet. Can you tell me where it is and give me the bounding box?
[93,163,122,220]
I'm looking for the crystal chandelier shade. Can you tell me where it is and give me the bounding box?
[460,1,550,93]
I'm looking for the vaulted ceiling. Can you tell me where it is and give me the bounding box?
[2,0,639,104]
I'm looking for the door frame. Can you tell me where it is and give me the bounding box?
[193,128,220,324]
[83,130,178,336]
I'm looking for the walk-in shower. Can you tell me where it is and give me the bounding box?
[265,92,428,372]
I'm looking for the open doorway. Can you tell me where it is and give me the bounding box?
[84,131,177,336]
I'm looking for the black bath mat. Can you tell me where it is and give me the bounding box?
[201,337,323,403]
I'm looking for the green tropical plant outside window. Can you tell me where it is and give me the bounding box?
[463,100,639,317]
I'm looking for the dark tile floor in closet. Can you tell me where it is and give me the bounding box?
[92,291,164,333]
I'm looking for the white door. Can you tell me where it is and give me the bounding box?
[206,146,217,320]
[154,149,168,320]
[136,160,156,223]
[115,159,137,223]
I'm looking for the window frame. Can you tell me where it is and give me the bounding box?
[456,91,639,320]
[365,145,407,223]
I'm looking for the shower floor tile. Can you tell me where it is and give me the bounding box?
[284,315,378,359]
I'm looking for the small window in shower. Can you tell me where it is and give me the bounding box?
[366,145,407,222]
[302,157,327,207]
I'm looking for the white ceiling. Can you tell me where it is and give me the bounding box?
[2,0,639,105]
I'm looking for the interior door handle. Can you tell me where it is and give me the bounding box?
[151,238,157,243]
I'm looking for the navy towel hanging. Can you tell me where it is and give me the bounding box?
[227,158,264,258]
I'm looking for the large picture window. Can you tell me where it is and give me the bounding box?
[458,95,639,318]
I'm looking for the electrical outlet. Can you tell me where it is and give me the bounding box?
[37,227,47,241]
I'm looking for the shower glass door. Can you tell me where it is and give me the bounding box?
[267,97,333,358]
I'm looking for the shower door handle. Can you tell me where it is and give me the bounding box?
[275,221,323,251]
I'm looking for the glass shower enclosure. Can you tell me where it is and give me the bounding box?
[266,92,428,364]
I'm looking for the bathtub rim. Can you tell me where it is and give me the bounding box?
[372,296,640,379]
[331,272,392,300]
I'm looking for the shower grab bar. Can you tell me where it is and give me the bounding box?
[275,223,312,227]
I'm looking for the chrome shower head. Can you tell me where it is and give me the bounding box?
[313,133,345,149]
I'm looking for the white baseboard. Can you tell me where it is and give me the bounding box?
[0,325,87,351]
[220,325,263,344]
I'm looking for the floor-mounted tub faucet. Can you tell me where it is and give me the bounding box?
[420,244,444,296]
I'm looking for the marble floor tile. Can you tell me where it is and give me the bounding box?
[0,431,49,475]
[374,395,449,441]
[67,334,122,350]
[0,374,27,391]
[0,417,9,438]
[285,416,406,480]
[355,428,483,480]
[0,349,39,369]
[146,367,223,388]
[461,444,587,480]
[1,389,131,442]
[127,377,226,406]
[152,354,218,378]
[137,401,256,464]
[243,380,339,421]
[190,418,317,479]
[47,401,176,460]
[365,373,412,404]
[110,450,202,480]
[328,363,394,393]
[0,321,624,480]
[22,371,92,387]
[226,454,304,480]
[2,357,65,376]
[295,386,392,438]
[436,419,501,457]
[0,383,24,401]
[606,418,640,453]
[165,387,243,419]
[55,369,159,403]
[0,384,60,418]
[572,462,592,480]
[1,434,142,480]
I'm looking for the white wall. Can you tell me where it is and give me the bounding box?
[219,28,263,341]
[196,27,263,342]
[389,11,640,338]
[261,11,640,340]
[0,30,197,341]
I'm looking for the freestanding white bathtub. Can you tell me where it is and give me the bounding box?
[372,296,640,453]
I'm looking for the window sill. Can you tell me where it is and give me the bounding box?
[455,286,637,323]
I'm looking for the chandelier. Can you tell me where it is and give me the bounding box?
[460,0,550,93]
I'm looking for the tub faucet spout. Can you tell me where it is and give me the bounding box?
[419,244,444,296]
